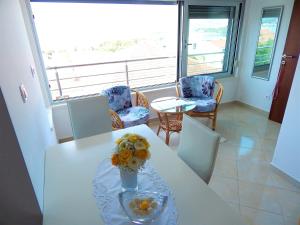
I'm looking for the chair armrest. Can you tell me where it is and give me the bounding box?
[132,90,149,109]
[175,82,181,97]
[108,109,124,130]
[215,80,224,105]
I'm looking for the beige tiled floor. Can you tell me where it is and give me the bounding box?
[149,102,300,225]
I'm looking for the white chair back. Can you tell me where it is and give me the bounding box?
[67,95,111,139]
[178,115,220,184]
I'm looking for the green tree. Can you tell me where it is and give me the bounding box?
[255,39,274,66]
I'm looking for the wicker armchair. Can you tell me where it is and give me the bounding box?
[133,89,149,109]
[176,78,223,130]
[109,109,125,130]
[103,86,150,130]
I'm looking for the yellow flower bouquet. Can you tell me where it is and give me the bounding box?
[112,133,151,172]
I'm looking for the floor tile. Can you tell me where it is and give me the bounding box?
[149,103,300,225]
[239,181,282,214]
[213,156,238,179]
[277,189,300,220]
[209,176,240,204]
[237,147,266,161]
[238,159,273,185]
[227,202,241,214]
[269,171,300,193]
[240,206,284,225]
[284,215,300,225]
[217,142,239,160]
[260,138,277,152]
[257,122,280,141]
[228,135,262,150]
[263,150,275,162]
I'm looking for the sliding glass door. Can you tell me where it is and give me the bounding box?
[30,1,178,101]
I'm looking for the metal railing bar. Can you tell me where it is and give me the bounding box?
[47,70,126,82]
[55,93,100,101]
[46,52,224,71]
[125,63,129,86]
[47,65,177,82]
[255,55,271,59]
[46,53,227,100]
[255,61,271,65]
[129,81,175,89]
[46,56,177,70]
[55,70,63,97]
[51,81,176,102]
[255,62,270,66]
[50,80,127,91]
[188,61,224,66]
[128,74,176,82]
[188,52,224,57]
[257,45,273,49]
[188,68,223,74]
[125,65,176,73]
[51,73,176,91]
[255,53,272,56]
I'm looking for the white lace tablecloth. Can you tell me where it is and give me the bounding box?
[93,159,178,225]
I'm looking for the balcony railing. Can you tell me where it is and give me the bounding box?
[46,52,226,101]
[46,56,177,101]
[187,51,225,75]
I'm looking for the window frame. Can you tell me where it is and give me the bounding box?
[27,0,181,104]
[180,0,244,79]
[26,0,244,104]
[252,6,284,81]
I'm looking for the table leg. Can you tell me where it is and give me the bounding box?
[156,112,163,136]
[164,113,170,145]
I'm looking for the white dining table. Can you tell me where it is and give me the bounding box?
[43,124,245,225]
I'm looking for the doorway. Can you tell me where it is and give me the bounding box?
[269,0,300,123]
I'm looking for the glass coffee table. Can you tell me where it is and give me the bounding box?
[151,97,196,145]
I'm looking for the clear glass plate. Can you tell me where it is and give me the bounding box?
[119,191,168,224]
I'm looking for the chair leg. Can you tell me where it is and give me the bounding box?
[212,116,217,131]
[165,131,170,145]
[157,126,161,135]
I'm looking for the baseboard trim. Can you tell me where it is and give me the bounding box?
[271,162,300,186]
[58,137,73,143]
[234,101,269,116]
[218,101,236,108]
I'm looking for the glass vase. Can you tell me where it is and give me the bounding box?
[120,168,138,191]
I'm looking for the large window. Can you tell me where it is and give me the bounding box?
[31,2,178,101]
[186,5,240,77]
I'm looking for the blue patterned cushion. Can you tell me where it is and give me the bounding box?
[184,97,216,112]
[117,106,150,128]
[102,86,132,112]
[179,76,215,98]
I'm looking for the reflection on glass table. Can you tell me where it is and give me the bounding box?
[151,97,196,113]
[151,97,196,145]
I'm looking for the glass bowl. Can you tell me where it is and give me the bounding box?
[119,191,168,224]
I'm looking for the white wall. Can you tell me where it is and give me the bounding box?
[237,0,294,112]
[20,0,53,107]
[272,60,300,182]
[53,76,238,140]
[0,0,56,209]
